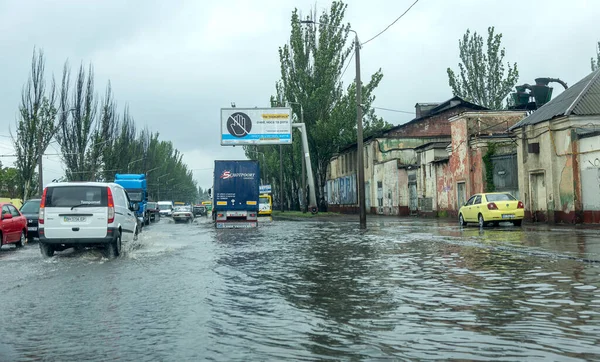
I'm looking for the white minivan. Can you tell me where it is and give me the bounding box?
[157,200,174,217]
[38,182,140,258]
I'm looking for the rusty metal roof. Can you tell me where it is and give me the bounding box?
[510,69,600,130]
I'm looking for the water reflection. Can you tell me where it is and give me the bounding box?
[3,218,600,360]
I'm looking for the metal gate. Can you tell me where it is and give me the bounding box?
[457,182,466,210]
[491,153,519,198]
[530,172,547,222]
[581,168,600,211]
[409,183,418,215]
[377,181,383,214]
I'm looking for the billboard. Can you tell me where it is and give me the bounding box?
[259,185,272,194]
[221,107,292,146]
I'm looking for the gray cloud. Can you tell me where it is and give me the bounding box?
[1,0,599,190]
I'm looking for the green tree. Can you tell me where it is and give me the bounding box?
[252,0,386,210]
[13,48,58,199]
[56,62,99,181]
[447,26,519,110]
[592,41,600,71]
[330,70,392,147]
[0,166,20,198]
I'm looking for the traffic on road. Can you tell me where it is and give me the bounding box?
[2,215,600,360]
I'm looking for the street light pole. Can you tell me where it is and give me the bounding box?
[145,166,160,176]
[156,174,169,200]
[279,145,284,212]
[247,149,266,185]
[127,157,144,173]
[288,101,307,213]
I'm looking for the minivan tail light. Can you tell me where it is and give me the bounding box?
[107,187,115,223]
[487,202,498,210]
[517,201,524,209]
[39,187,47,224]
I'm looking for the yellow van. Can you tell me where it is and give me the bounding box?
[201,200,212,212]
[259,194,272,216]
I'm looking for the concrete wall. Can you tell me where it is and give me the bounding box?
[449,116,469,208]
[443,111,524,216]
[372,159,401,215]
[516,116,600,223]
[434,161,453,217]
[387,105,475,138]
[579,133,600,222]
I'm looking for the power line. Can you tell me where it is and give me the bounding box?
[361,0,420,46]
[339,51,355,82]
[371,106,414,114]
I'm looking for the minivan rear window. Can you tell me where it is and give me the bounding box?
[45,186,108,207]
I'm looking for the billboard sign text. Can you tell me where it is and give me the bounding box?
[221,107,292,146]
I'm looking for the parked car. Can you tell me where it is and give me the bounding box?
[38,182,140,258]
[459,192,524,227]
[0,202,28,248]
[193,204,206,217]
[172,205,194,223]
[146,201,160,222]
[20,198,41,242]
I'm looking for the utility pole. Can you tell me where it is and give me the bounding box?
[299,19,366,228]
[355,34,367,229]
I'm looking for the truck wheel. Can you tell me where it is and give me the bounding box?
[40,242,55,257]
[145,215,150,226]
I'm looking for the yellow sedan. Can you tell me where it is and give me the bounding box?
[459,192,524,227]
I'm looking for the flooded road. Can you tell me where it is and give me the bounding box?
[1,217,600,361]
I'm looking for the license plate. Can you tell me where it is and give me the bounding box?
[502,214,515,219]
[64,216,86,222]
[217,222,257,229]
[28,227,37,231]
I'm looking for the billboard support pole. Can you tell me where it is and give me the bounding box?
[279,145,284,212]
[293,122,318,214]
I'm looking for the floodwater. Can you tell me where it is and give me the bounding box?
[1,216,600,361]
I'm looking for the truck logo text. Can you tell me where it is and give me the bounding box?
[220,170,255,179]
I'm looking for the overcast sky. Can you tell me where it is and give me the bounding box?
[1,0,598,190]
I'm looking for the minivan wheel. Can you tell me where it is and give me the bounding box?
[106,233,122,259]
[40,242,55,257]
[16,231,26,248]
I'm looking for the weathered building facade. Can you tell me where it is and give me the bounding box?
[326,96,486,215]
[414,111,526,218]
[510,69,600,224]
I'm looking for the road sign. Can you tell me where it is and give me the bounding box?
[259,185,272,193]
[221,107,292,146]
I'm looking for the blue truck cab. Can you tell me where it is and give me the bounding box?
[211,160,259,228]
[114,173,150,226]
